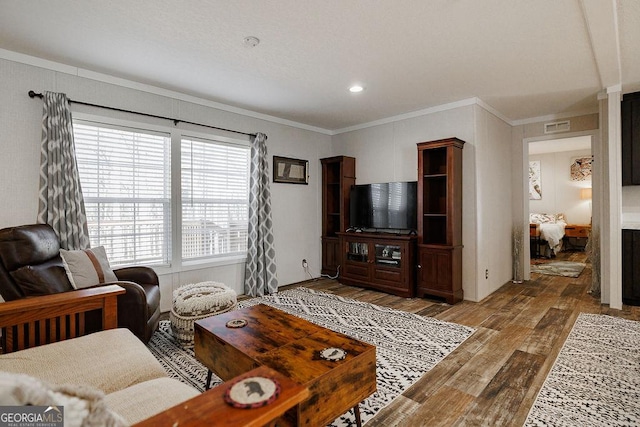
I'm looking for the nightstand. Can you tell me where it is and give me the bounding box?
[530,224,541,258]
[564,224,591,250]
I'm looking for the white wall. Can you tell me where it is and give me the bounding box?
[473,105,514,300]
[529,148,592,225]
[0,55,518,307]
[332,107,477,301]
[0,58,332,311]
[332,104,513,302]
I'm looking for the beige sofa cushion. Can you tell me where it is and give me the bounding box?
[0,329,166,394]
[0,371,127,426]
[105,377,200,424]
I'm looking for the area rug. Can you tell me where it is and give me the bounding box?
[530,261,586,278]
[525,313,640,426]
[148,287,474,426]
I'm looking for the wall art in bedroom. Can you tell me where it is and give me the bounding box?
[529,161,542,200]
[570,156,592,181]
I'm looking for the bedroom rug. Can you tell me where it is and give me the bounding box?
[148,287,475,426]
[530,261,586,278]
[524,313,640,426]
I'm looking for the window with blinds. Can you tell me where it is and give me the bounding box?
[181,137,250,260]
[73,122,171,266]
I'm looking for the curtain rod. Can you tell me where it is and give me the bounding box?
[28,90,257,138]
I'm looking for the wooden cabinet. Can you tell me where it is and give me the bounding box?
[321,156,355,275]
[622,91,640,186]
[337,232,416,298]
[622,229,640,306]
[418,246,462,297]
[564,224,590,238]
[416,138,464,304]
[563,224,591,251]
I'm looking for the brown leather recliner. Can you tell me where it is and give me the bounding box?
[0,224,160,343]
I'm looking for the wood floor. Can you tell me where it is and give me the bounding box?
[275,251,640,426]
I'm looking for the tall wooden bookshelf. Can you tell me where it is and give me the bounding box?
[321,156,356,275]
[416,138,464,303]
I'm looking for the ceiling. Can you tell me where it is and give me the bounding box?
[1,0,639,132]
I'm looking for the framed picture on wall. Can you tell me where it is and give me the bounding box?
[570,156,592,181]
[529,161,542,200]
[273,156,309,184]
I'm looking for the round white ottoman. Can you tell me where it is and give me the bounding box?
[170,281,237,347]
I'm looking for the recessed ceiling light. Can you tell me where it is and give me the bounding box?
[349,85,364,93]
[243,36,260,48]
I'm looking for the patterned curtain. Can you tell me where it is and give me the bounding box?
[37,91,90,250]
[244,133,278,296]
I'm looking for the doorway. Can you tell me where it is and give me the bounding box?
[521,131,599,290]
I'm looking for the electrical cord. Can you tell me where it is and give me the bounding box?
[302,262,340,281]
[303,264,315,281]
[321,265,340,280]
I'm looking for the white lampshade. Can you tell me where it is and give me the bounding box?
[580,188,592,200]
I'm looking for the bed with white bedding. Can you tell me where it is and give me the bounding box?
[530,213,566,257]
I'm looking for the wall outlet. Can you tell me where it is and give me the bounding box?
[485,269,489,279]
[302,259,308,268]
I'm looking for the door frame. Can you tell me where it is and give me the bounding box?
[521,130,599,288]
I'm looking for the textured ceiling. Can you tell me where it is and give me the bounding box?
[0,0,637,131]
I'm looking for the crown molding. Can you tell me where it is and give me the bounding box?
[0,48,333,136]
[473,98,513,124]
[510,108,599,127]
[332,98,479,135]
[0,48,78,74]
[332,97,515,135]
[1,48,601,136]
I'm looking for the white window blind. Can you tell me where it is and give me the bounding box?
[181,137,250,260]
[73,122,171,266]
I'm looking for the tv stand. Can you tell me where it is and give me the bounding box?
[337,232,416,298]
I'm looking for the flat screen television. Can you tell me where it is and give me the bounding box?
[350,181,417,231]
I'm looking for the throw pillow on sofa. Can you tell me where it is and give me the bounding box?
[10,258,73,296]
[60,246,118,289]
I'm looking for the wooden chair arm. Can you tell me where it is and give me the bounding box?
[0,285,125,353]
[134,365,309,427]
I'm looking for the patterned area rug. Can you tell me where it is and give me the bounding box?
[525,313,640,426]
[530,261,586,278]
[148,287,474,426]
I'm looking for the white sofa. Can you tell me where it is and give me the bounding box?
[0,284,309,426]
[0,328,199,424]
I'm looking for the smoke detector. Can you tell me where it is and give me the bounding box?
[243,36,260,48]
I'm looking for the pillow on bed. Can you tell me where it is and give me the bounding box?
[555,213,567,223]
[530,213,557,224]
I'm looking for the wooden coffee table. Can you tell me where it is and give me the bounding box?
[194,304,376,427]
